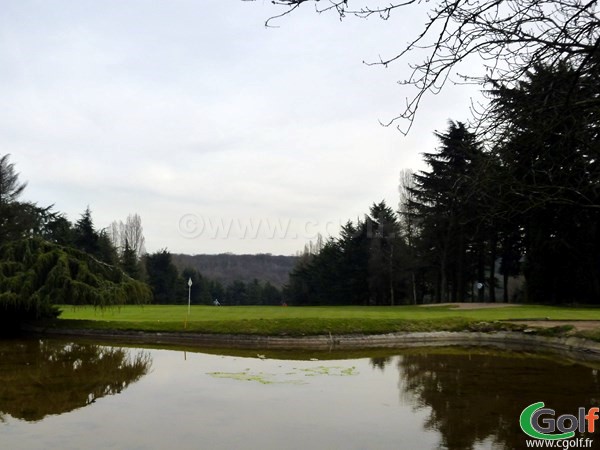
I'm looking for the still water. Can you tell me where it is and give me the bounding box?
[1,338,599,450]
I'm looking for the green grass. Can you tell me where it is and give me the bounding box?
[42,304,600,337]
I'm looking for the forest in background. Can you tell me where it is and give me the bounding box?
[2,0,600,316]
[2,58,600,319]
[2,62,600,320]
[171,253,296,288]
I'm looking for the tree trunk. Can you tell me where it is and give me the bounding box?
[477,240,485,302]
[411,272,417,305]
[457,232,466,302]
[488,231,497,303]
[440,254,447,303]
[389,244,394,306]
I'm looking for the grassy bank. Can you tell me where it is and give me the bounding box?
[42,304,600,337]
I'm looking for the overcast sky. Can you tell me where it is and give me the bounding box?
[1,0,480,255]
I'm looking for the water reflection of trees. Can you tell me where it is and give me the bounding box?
[393,350,600,450]
[370,357,393,372]
[0,339,151,422]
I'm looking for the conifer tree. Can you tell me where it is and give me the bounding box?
[0,238,152,327]
[145,250,180,304]
[489,63,600,302]
[74,207,100,256]
[0,154,38,246]
[409,121,484,302]
[0,154,27,207]
[121,239,140,279]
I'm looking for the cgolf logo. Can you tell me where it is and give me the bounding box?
[520,402,599,440]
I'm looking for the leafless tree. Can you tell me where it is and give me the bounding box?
[107,213,146,259]
[398,169,415,233]
[398,169,419,303]
[124,214,146,258]
[107,221,122,251]
[249,0,600,133]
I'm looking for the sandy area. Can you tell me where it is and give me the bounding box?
[419,302,520,310]
[418,303,600,331]
[507,320,600,332]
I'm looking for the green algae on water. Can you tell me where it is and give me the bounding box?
[207,364,359,385]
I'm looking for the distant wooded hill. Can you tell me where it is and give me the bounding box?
[171,253,297,288]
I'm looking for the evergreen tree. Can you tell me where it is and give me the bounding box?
[121,239,140,279]
[0,155,48,246]
[409,121,486,302]
[0,154,27,207]
[226,280,247,305]
[366,201,405,305]
[0,238,152,328]
[145,250,180,304]
[337,221,370,305]
[181,267,214,305]
[286,201,410,306]
[199,281,213,305]
[73,207,100,256]
[247,279,263,305]
[71,207,119,265]
[42,214,74,246]
[97,229,118,266]
[209,280,225,304]
[262,281,282,305]
[489,62,600,303]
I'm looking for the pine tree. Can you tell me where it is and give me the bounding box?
[247,279,263,305]
[285,202,411,306]
[97,229,118,265]
[74,207,100,256]
[0,154,27,207]
[0,154,38,246]
[366,201,405,305]
[42,214,74,246]
[410,121,485,302]
[121,239,140,279]
[145,250,180,304]
[489,63,600,303]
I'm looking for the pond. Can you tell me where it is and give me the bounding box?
[0,338,599,450]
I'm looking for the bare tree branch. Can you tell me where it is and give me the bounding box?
[248,0,600,133]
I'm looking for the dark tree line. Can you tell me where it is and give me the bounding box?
[145,249,283,305]
[0,159,139,280]
[250,0,599,304]
[36,205,145,281]
[0,167,153,325]
[286,202,410,305]
[0,155,283,314]
[0,157,154,323]
[287,60,600,305]
[487,62,600,303]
